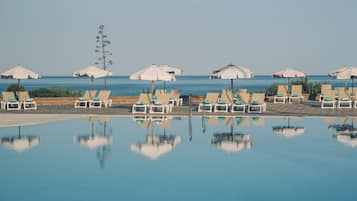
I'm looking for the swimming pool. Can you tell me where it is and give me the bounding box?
[1,116,356,201]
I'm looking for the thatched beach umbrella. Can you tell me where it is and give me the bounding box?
[130,64,176,95]
[329,66,357,93]
[0,65,40,90]
[273,67,305,93]
[210,64,254,93]
[73,66,112,90]
[158,65,183,91]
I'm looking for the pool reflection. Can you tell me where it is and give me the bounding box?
[329,118,357,148]
[272,117,305,139]
[74,115,112,168]
[1,125,40,153]
[131,116,183,160]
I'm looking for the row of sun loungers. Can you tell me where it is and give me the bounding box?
[74,90,112,109]
[198,89,267,113]
[0,91,37,110]
[132,90,183,114]
[320,85,357,108]
[274,85,304,104]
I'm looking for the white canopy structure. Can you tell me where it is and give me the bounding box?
[273,68,306,78]
[130,64,176,94]
[73,66,112,90]
[0,65,40,88]
[210,64,254,92]
[158,65,183,75]
[329,66,357,91]
[272,117,305,138]
[130,135,182,160]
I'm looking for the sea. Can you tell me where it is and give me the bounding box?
[0,75,351,96]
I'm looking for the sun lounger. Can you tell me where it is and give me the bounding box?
[1,91,20,110]
[247,93,266,113]
[17,91,37,110]
[231,90,250,113]
[198,92,219,112]
[274,85,288,104]
[288,85,304,104]
[149,92,171,114]
[74,90,96,108]
[336,88,352,108]
[321,89,336,108]
[214,89,232,112]
[132,93,152,114]
[320,84,332,102]
[348,88,357,108]
[88,90,112,108]
[168,89,183,106]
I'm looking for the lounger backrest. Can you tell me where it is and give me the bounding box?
[323,89,336,99]
[155,89,165,96]
[138,93,152,105]
[17,91,30,102]
[237,91,250,104]
[205,93,219,104]
[291,85,302,96]
[336,88,349,98]
[351,88,357,97]
[169,89,180,99]
[251,93,265,104]
[221,89,233,103]
[83,90,97,100]
[98,90,111,100]
[2,91,15,100]
[157,93,169,105]
[277,85,288,96]
[321,84,331,95]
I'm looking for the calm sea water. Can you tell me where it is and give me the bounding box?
[0,75,351,96]
[0,116,356,201]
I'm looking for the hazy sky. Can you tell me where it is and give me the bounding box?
[1,0,356,76]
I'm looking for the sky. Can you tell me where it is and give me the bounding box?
[0,0,356,76]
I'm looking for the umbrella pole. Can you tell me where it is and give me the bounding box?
[91,76,94,90]
[352,78,354,95]
[151,81,155,95]
[17,79,20,91]
[18,125,21,137]
[230,79,233,93]
[164,81,166,93]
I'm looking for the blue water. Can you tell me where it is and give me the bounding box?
[0,75,351,96]
[1,116,356,201]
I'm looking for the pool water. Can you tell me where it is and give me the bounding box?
[1,116,356,201]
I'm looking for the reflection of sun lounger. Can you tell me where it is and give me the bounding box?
[1,91,20,110]
[250,117,265,126]
[274,85,288,104]
[198,93,219,112]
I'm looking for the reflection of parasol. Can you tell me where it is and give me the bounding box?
[131,118,182,160]
[272,117,304,138]
[211,117,252,154]
[1,126,40,153]
[131,135,182,160]
[74,116,112,168]
[329,119,357,148]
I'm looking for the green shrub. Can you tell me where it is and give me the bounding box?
[265,84,278,96]
[6,84,25,92]
[29,88,82,97]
